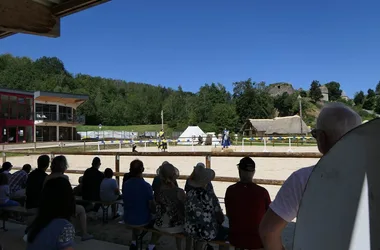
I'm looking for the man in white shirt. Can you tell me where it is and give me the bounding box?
[259,103,362,250]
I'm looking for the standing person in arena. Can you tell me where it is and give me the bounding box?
[26,177,76,250]
[225,157,271,250]
[82,157,104,212]
[259,103,362,250]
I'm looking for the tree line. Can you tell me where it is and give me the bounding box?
[0,54,378,133]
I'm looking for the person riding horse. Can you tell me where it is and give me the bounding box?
[157,130,167,151]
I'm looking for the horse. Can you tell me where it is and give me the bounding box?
[157,140,167,152]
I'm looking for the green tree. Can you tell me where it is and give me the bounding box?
[194,83,231,123]
[375,81,380,95]
[363,89,376,110]
[325,81,342,101]
[211,103,238,132]
[353,91,365,106]
[374,97,380,114]
[233,79,274,124]
[274,92,298,116]
[367,88,376,98]
[308,80,323,103]
[299,90,307,98]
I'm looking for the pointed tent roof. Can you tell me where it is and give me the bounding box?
[178,126,206,144]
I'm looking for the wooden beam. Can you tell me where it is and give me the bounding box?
[0,30,14,39]
[53,0,110,17]
[12,167,285,186]
[0,18,60,38]
[7,151,322,158]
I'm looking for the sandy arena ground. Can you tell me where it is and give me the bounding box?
[6,144,320,249]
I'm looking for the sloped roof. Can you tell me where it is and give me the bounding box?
[247,119,273,132]
[265,115,310,135]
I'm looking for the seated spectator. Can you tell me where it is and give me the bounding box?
[0,162,13,179]
[46,155,93,241]
[25,155,50,227]
[74,176,93,212]
[122,159,155,250]
[0,173,19,207]
[9,164,32,199]
[184,163,214,193]
[184,167,228,250]
[152,161,178,194]
[154,163,185,250]
[73,176,84,197]
[82,157,104,212]
[123,171,132,184]
[259,103,362,250]
[225,157,271,250]
[26,177,76,250]
[123,160,148,184]
[100,168,121,219]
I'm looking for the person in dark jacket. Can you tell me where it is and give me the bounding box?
[82,157,104,211]
[25,155,50,227]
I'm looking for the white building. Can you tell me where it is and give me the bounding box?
[34,91,88,142]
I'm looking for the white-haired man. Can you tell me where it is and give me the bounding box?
[259,103,362,250]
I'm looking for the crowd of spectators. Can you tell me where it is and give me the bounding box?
[0,102,363,250]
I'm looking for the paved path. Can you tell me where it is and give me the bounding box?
[0,222,129,250]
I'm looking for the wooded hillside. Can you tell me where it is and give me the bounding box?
[0,54,379,133]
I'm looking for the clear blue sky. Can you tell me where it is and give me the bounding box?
[1,0,380,97]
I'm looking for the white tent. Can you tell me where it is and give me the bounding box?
[177,126,206,145]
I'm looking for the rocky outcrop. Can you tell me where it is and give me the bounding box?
[267,83,295,96]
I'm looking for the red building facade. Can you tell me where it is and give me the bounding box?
[0,89,34,143]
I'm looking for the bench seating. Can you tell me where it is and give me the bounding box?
[75,196,123,223]
[0,206,36,231]
[126,225,230,250]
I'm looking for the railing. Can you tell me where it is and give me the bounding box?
[3,151,321,186]
[35,112,85,124]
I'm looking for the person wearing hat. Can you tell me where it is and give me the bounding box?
[122,159,156,250]
[184,163,214,193]
[152,161,179,194]
[184,165,229,250]
[153,163,185,249]
[225,157,270,250]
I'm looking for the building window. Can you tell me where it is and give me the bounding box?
[0,95,9,119]
[59,106,73,122]
[36,103,57,121]
[26,98,33,120]
[9,96,18,119]
[26,126,33,142]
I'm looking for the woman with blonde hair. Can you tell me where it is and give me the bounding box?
[154,162,186,249]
